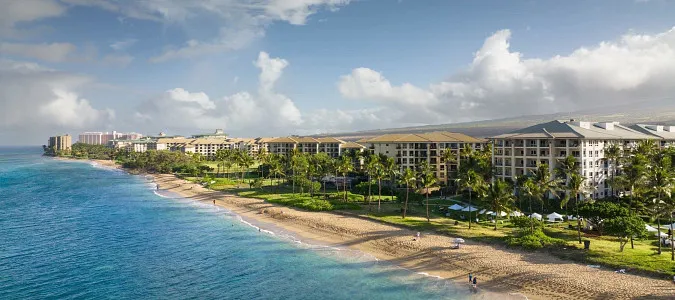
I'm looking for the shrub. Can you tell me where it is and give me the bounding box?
[507,230,567,250]
[511,216,544,234]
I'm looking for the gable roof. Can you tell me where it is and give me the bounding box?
[629,124,675,140]
[342,142,366,149]
[360,131,484,143]
[490,120,657,140]
[316,137,344,143]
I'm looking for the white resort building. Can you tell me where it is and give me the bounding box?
[267,136,365,157]
[358,131,486,185]
[489,120,675,199]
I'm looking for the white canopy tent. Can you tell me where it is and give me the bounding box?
[546,212,564,223]
[461,206,479,212]
[478,209,488,215]
[448,204,464,211]
[488,211,507,217]
[645,224,658,232]
[530,213,542,220]
[509,211,523,217]
[657,231,668,238]
[567,215,578,221]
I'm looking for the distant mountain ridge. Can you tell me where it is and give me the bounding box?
[322,98,675,141]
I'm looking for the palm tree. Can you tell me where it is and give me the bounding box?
[269,159,285,193]
[383,157,398,201]
[442,148,458,195]
[290,148,302,194]
[456,169,483,229]
[373,160,386,212]
[604,143,622,198]
[556,155,578,181]
[257,148,269,179]
[223,159,233,181]
[666,187,675,261]
[418,161,437,222]
[236,151,254,188]
[618,152,648,249]
[556,155,580,211]
[486,179,515,230]
[646,149,674,254]
[561,173,585,243]
[365,155,380,206]
[313,152,331,197]
[515,175,534,212]
[337,155,354,202]
[399,168,416,218]
[531,163,561,214]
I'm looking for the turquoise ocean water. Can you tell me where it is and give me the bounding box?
[0,147,485,299]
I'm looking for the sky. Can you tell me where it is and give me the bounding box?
[1,0,675,145]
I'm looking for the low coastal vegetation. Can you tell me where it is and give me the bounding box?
[47,141,675,278]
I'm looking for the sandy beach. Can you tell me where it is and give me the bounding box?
[120,170,672,300]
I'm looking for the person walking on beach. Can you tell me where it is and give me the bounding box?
[213,199,216,205]
[468,273,472,283]
[472,277,477,290]
[416,232,421,240]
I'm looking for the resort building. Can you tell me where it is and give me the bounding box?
[78,131,142,145]
[267,136,365,157]
[489,120,675,200]
[252,137,276,155]
[628,124,675,148]
[108,138,163,153]
[48,135,72,152]
[191,129,228,139]
[358,131,486,185]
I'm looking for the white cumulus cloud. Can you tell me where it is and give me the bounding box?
[0,60,115,144]
[135,51,304,135]
[338,27,675,125]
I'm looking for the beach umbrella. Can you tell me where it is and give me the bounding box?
[645,224,658,232]
[461,206,478,212]
[487,211,507,217]
[448,204,464,211]
[530,213,542,220]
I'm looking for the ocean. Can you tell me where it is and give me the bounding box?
[0,147,478,299]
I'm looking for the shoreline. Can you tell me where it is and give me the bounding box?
[75,158,674,299]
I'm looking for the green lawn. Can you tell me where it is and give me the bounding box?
[238,189,361,211]
[363,204,675,278]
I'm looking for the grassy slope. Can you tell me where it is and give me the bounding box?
[361,203,674,278]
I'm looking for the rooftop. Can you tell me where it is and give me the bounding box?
[360,131,485,143]
[490,120,658,140]
[629,124,675,140]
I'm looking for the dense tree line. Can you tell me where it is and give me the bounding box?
[48,138,675,256]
